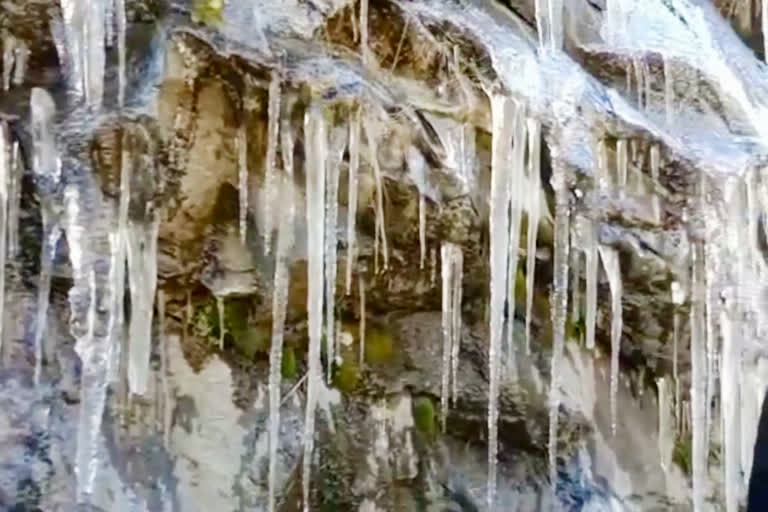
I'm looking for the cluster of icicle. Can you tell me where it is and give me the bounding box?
[15,0,768,510]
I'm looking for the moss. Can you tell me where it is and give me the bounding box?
[232,325,270,359]
[192,0,224,26]
[413,396,437,439]
[364,327,395,364]
[281,346,297,379]
[566,315,586,343]
[333,359,360,393]
[191,296,256,353]
[673,435,692,476]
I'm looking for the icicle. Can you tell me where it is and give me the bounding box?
[0,124,8,351]
[360,0,369,65]
[238,124,248,244]
[440,242,454,433]
[657,377,671,471]
[763,0,768,63]
[525,118,541,354]
[359,276,366,366]
[650,145,661,222]
[419,194,426,270]
[364,122,388,270]
[2,33,13,91]
[8,140,20,258]
[440,242,463,429]
[116,0,126,107]
[325,125,347,383]
[690,242,707,512]
[263,72,281,254]
[84,0,106,107]
[720,303,740,512]
[599,245,623,436]
[584,222,598,350]
[548,161,570,492]
[450,246,463,407]
[11,40,28,88]
[534,0,563,51]
[267,145,296,512]
[126,215,160,396]
[158,290,171,450]
[616,139,628,194]
[216,295,225,350]
[30,88,60,386]
[506,106,527,364]
[664,57,674,126]
[302,105,327,512]
[346,110,361,295]
[487,94,515,510]
[672,281,684,429]
[73,269,98,499]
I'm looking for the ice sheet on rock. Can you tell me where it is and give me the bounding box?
[0,124,8,350]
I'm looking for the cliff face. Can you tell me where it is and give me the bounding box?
[0,0,766,510]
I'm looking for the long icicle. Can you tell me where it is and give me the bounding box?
[267,117,296,512]
[302,105,327,512]
[30,88,60,387]
[450,246,464,407]
[441,242,454,433]
[690,241,707,512]
[506,105,527,366]
[0,124,8,351]
[525,118,541,354]
[365,122,388,270]
[359,276,366,366]
[346,110,361,295]
[116,0,126,106]
[487,93,514,510]
[720,302,740,512]
[157,289,171,450]
[325,125,347,383]
[548,160,570,493]
[8,139,20,258]
[238,124,248,244]
[263,72,281,254]
[599,245,623,436]
[126,213,160,395]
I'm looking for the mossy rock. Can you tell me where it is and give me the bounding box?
[413,396,437,440]
[192,0,224,26]
[673,435,691,476]
[333,359,360,393]
[364,326,396,365]
[231,325,270,359]
[281,346,298,380]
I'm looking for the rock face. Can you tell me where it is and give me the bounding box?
[2,0,768,510]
